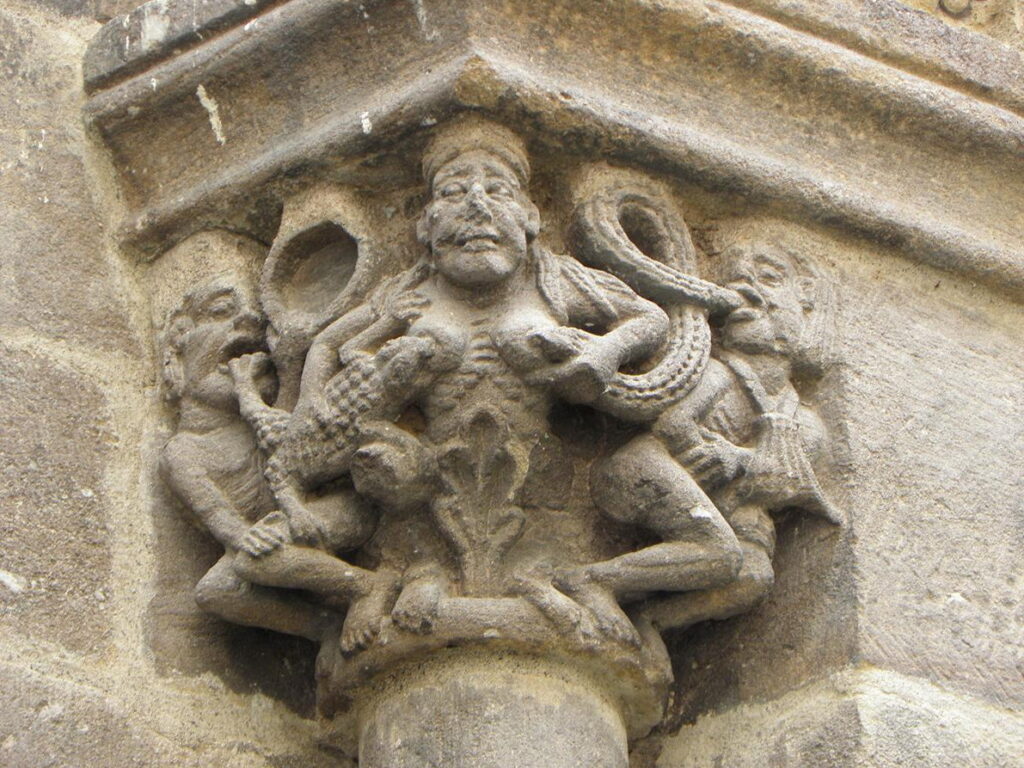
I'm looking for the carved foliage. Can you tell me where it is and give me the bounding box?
[433,409,526,593]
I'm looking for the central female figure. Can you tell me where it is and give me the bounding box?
[233,116,740,651]
[329,117,674,625]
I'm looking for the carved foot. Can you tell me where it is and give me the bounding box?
[554,571,642,648]
[512,574,602,645]
[391,573,446,634]
[310,610,345,644]
[340,571,398,655]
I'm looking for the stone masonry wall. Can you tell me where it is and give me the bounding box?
[0,2,345,764]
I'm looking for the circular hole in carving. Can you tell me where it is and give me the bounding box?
[275,222,358,318]
[619,204,669,264]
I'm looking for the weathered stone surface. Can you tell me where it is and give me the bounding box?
[0,130,138,354]
[93,0,142,21]
[0,7,86,130]
[0,346,115,653]
[658,679,861,768]
[0,663,343,768]
[737,0,1024,112]
[899,0,1024,54]
[84,0,276,91]
[659,668,1024,767]
[0,7,138,355]
[358,653,630,768]
[9,0,137,21]
[668,223,1024,722]
[81,0,1024,308]
[0,663,184,768]
[0,0,1009,764]
[145,506,233,672]
[144,230,318,715]
[840,252,1024,711]
[84,0,1024,116]
[666,513,855,724]
[142,110,851,765]
[856,669,1024,768]
[145,486,320,717]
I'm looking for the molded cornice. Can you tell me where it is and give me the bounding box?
[84,0,1024,298]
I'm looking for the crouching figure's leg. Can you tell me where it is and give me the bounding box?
[232,490,398,654]
[532,434,743,645]
[196,553,337,641]
[634,504,775,631]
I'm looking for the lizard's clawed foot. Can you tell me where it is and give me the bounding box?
[553,570,642,648]
[228,351,271,392]
[512,572,602,645]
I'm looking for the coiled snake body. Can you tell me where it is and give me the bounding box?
[569,185,741,423]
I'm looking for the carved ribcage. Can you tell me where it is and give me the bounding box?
[432,327,529,415]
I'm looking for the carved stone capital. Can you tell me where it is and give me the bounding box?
[84,1,1017,762]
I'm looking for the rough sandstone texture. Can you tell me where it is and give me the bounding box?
[0,4,136,354]
[0,346,116,654]
[0,1,346,765]
[901,0,1024,51]
[1,1,1023,767]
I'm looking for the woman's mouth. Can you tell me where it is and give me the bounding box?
[455,231,500,249]
[461,238,499,252]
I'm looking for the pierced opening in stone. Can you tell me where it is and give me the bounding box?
[619,203,670,265]
[274,221,358,318]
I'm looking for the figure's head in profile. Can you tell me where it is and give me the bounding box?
[161,282,265,409]
[417,115,540,289]
[717,239,835,371]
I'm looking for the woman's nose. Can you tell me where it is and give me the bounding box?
[465,183,492,216]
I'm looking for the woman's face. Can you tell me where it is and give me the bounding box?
[421,150,538,289]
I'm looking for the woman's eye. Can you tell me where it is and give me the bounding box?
[487,183,512,197]
[440,184,465,198]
